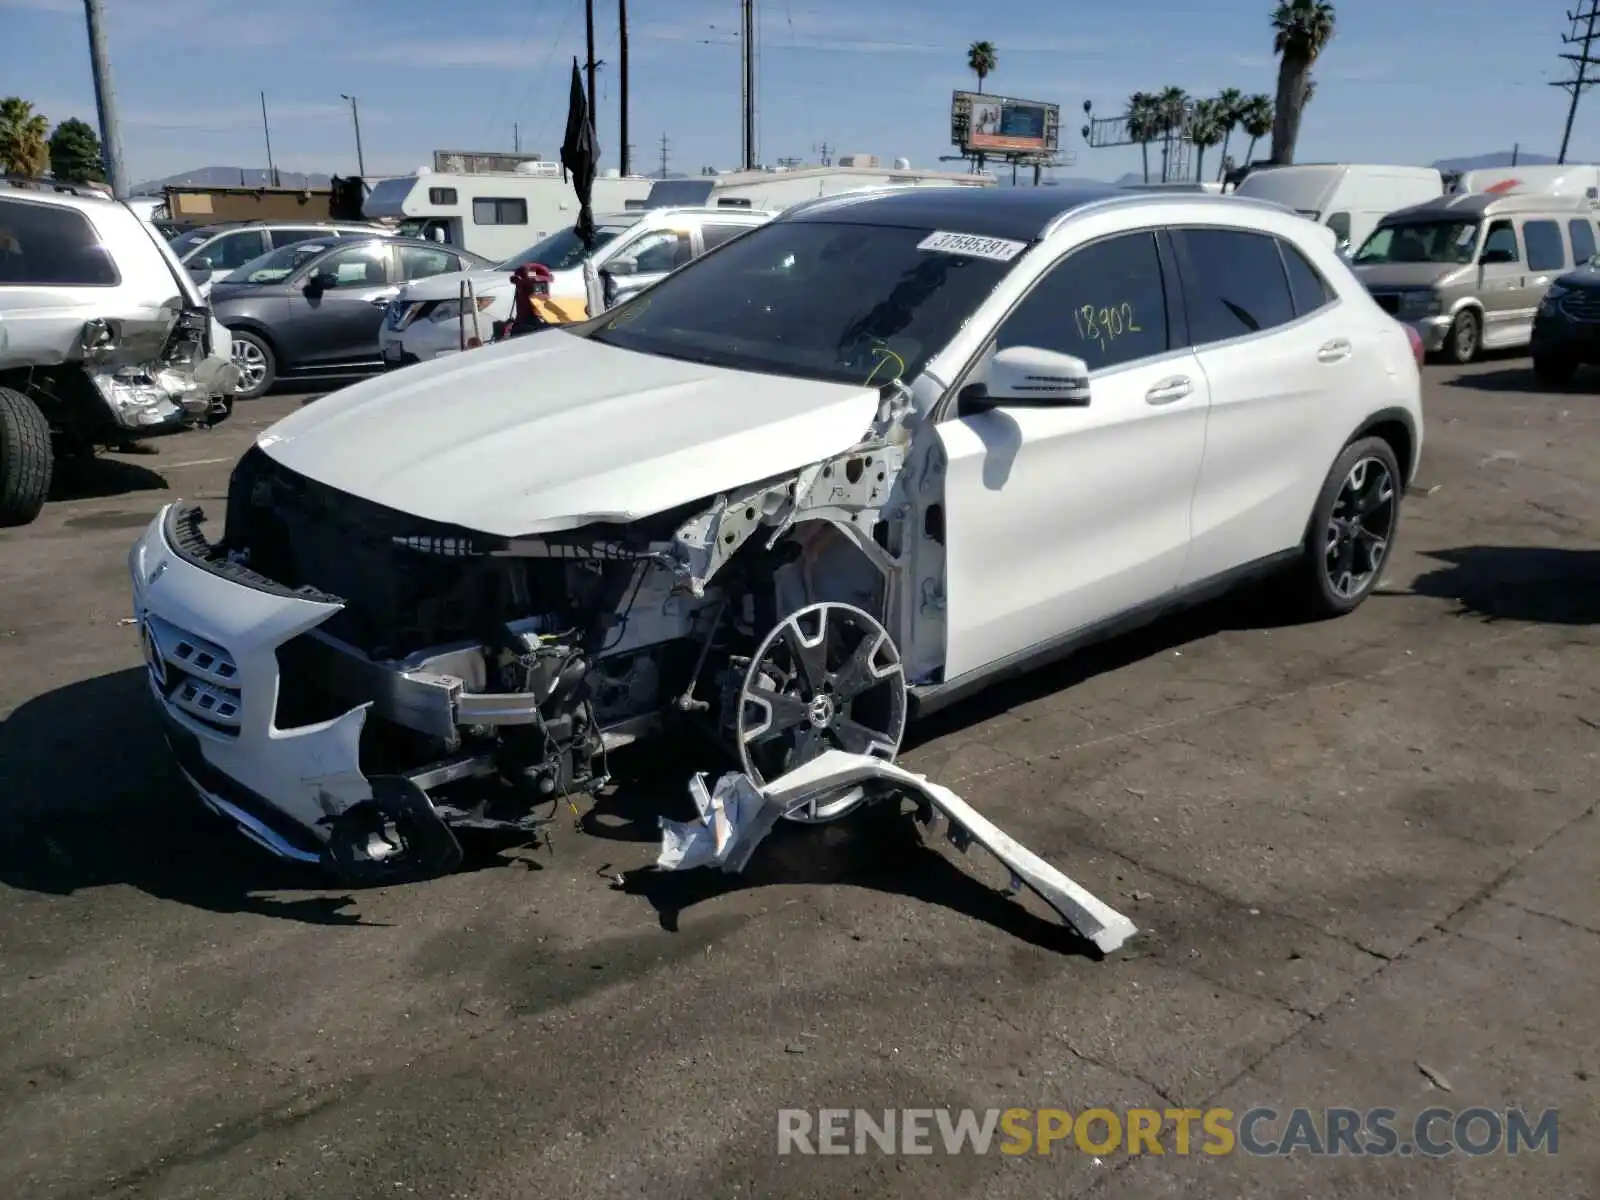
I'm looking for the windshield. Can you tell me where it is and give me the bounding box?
[170,229,213,258]
[495,223,632,272]
[1354,221,1479,265]
[223,240,334,285]
[587,220,1024,386]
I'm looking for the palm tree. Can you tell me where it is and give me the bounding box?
[1154,86,1189,182]
[1269,0,1336,165]
[967,41,998,93]
[1212,88,1245,181]
[1125,92,1162,183]
[0,97,50,178]
[1239,94,1274,167]
[1189,99,1226,183]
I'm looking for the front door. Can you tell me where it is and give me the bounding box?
[279,242,397,371]
[601,227,693,309]
[1477,218,1527,349]
[936,228,1210,681]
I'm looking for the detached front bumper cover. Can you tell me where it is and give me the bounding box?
[657,750,1139,955]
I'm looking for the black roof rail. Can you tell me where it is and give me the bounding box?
[2,174,110,199]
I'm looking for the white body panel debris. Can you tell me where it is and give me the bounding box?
[655,750,1139,955]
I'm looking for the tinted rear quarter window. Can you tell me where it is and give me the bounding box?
[1569,219,1597,264]
[1522,219,1566,271]
[700,223,753,251]
[1278,238,1335,317]
[0,198,120,286]
[1177,228,1295,343]
[269,227,324,250]
[997,230,1169,372]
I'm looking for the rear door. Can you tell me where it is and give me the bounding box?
[1173,225,1353,584]
[1519,216,1570,333]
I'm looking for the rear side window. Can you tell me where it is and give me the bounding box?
[200,229,268,269]
[1278,239,1335,317]
[1176,228,1296,344]
[0,197,119,286]
[397,244,457,280]
[700,223,753,251]
[996,230,1170,372]
[1523,219,1566,271]
[269,227,325,250]
[1569,219,1597,264]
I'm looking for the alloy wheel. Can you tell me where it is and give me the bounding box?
[231,340,268,395]
[1324,456,1397,600]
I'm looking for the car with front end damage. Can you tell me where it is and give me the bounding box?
[128,184,1424,884]
[0,180,238,526]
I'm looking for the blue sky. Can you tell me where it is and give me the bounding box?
[0,0,1581,185]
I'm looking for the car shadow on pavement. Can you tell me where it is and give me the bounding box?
[1440,366,1596,394]
[1,668,372,924]
[47,455,169,503]
[1408,545,1600,624]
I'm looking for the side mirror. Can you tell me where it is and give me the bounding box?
[1481,247,1515,266]
[306,270,338,293]
[604,256,637,277]
[189,256,214,272]
[971,345,1092,408]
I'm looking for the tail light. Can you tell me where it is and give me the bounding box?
[1403,323,1424,368]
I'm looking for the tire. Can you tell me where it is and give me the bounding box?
[1533,353,1578,386]
[1286,436,1403,620]
[229,329,276,400]
[0,385,54,528]
[1444,309,1480,365]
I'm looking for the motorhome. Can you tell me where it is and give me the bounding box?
[1449,164,1600,198]
[361,163,654,261]
[1233,164,1444,255]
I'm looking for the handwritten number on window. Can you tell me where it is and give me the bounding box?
[1072,302,1140,351]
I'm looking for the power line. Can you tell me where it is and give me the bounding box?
[1554,0,1600,164]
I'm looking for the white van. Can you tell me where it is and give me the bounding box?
[1449,164,1600,198]
[1234,164,1444,255]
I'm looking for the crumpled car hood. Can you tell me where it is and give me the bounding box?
[255,330,883,536]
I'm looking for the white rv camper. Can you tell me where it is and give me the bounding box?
[362,162,654,260]
[1449,164,1600,198]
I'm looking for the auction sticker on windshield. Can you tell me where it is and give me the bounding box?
[917,231,1027,261]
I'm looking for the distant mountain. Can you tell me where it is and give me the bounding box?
[130,166,333,194]
[1432,150,1562,172]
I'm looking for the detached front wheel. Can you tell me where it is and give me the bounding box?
[0,385,53,527]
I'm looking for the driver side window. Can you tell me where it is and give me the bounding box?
[995,231,1170,372]
[1482,220,1520,263]
[629,230,692,273]
[312,244,391,288]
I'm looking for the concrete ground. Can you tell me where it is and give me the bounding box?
[0,362,1596,1200]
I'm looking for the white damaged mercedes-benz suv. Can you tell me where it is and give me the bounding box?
[129,184,1424,884]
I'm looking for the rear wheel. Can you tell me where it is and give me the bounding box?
[1284,436,1403,620]
[1533,353,1578,386]
[1444,309,1479,365]
[0,386,53,527]
[229,330,276,400]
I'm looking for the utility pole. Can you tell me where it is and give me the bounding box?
[260,91,277,186]
[1555,1,1600,164]
[584,0,598,137]
[740,0,756,168]
[618,0,630,176]
[817,141,831,166]
[658,132,670,178]
[81,0,127,197]
[339,93,366,177]
[514,122,520,153]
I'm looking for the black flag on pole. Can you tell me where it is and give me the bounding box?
[560,56,600,250]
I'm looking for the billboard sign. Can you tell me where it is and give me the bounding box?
[951,91,1060,155]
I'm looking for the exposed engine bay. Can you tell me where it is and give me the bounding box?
[174,394,918,883]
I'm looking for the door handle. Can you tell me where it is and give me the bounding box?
[1144,376,1192,405]
[367,294,398,307]
[1317,338,1352,363]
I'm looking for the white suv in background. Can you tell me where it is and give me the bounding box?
[378,206,775,367]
